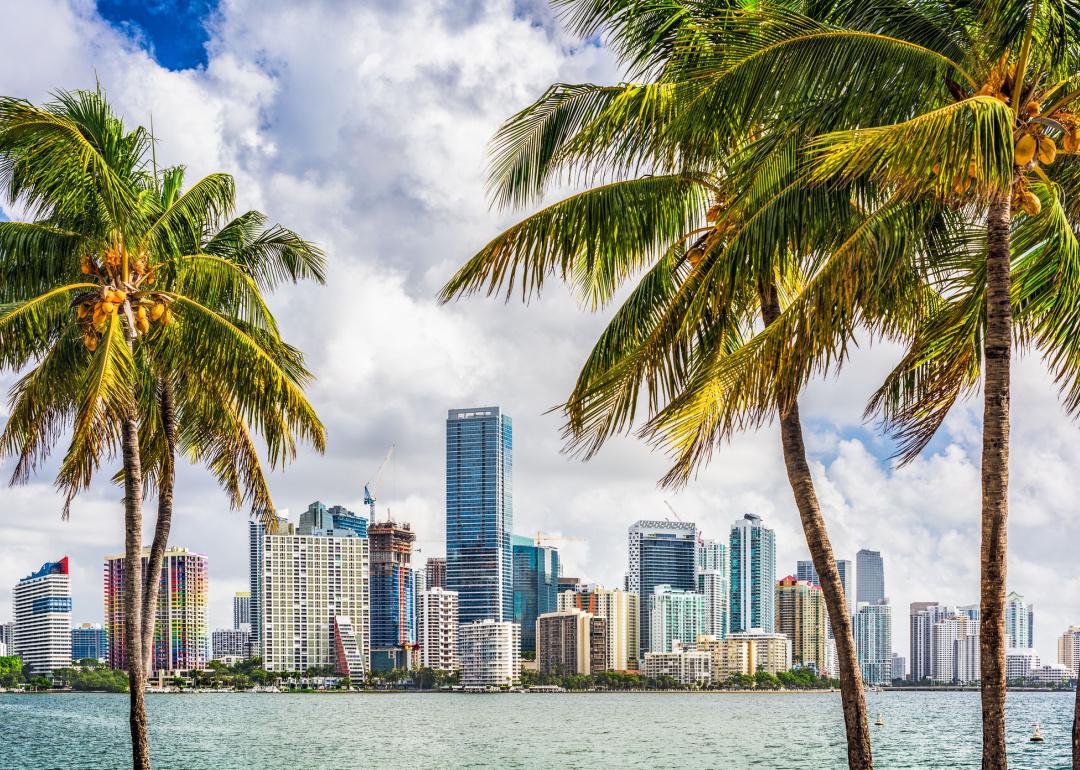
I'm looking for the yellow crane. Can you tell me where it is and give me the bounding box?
[534,531,584,547]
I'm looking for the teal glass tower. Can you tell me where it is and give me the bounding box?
[729,513,777,633]
[512,534,560,653]
[446,407,513,624]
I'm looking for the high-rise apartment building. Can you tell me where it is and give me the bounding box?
[725,630,793,675]
[369,519,417,669]
[0,622,15,652]
[298,501,369,537]
[248,514,289,651]
[856,550,885,605]
[649,585,705,654]
[558,587,639,670]
[211,629,251,659]
[71,623,107,662]
[697,539,729,640]
[260,524,370,674]
[418,588,459,671]
[458,619,520,689]
[105,548,208,673]
[512,535,560,655]
[796,558,854,635]
[643,642,711,686]
[446,407,513,625]
[909,602,953,682]
[537,609,607,676]
[854,601,892,685]
[1058,626,1080,675]
[931,613,979,684]
[891,653,906,681]
[1004,591,1033,649]
[627,520,696,658]
[775,576,827,673]
[730,514,776,634]
[232,592,251,632]
[425,557,447,590]
[13,558,71,674]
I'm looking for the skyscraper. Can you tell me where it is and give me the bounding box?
[909,601,952,682]
[13,557,71,674]
[627,520,697,657]
[775,576,827,673]
[71,623,108,662]
[248,514,289,652]
[1004,591,1033,649]
[446,407,513,624]
[854,601,892,685]
[730,514,776,634]
[425,557,447,590]
[649,585,705,653]
[369,519,417,669]
[697,539,729,639]
[512,535,560,654]
[558,587,639,670]
[856,549,885,605]
[232,592,251,632]
[105,547,208,673]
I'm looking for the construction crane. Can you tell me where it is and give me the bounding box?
[663,500,684,523]
[363,445,395,520]
[534,531,585,547]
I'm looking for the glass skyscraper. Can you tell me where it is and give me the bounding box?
[729,514,776,634]
[446,407,513,624]
[856,549,885,605]
[627,520,697,657]
[512,534,560,654]
[71,623,108,662]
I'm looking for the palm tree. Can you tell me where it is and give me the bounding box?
[0,89,324,769]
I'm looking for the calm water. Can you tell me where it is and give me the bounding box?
[0,691,1073,769]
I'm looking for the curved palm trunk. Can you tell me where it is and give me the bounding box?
[981,195,1012,770]
[1074,682,1079,770]
[121,404,151,770]
[141,379,177,674]
[759,281,873,770]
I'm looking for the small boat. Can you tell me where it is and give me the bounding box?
[875,712,884,726]
[1030,723,1044,743]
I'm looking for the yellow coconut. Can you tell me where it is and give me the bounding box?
[1015,134,1038,165]
[1037,135,1057,165]
[1021,190,1042,217]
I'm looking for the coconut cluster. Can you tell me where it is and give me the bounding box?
[74,244,173,350]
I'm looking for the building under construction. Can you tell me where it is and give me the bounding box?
[369,520,417,670]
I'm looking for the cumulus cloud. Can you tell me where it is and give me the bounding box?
[0,0,1077,666]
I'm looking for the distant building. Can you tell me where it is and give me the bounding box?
[558,587,639,670]
[696,635,750,681]
[1005,648,1041,681]
[211,629,251,660]
[855,550,884,605]
[824,638,838,679]
[458,619,520,689]
[12,557,71,674]
[558,577,583,594]
[369,519,417,670]
[931,613,979,684]
[1004,592,1033,649]
[628,520,696,658]
[232,593,251,632]
[446,407,514,625]
[854,601,892,685]
[418,588,459,672]
[649,585,705,654]
[730,514,776,634]
[726,630,793,675]
[890,653,906,681]
[1029,664,1070,685]
[71,623,107,663]
[0,622,15,652]
[248,514,289,653]
[1057,626,1080,676]
[643,642,711,686]
[697,539,729,640]
[512,535,560,655]
[333,616,366,680]
[537,609,607,676]
[909,602,951,682]
[425,558,446,590]
[298,500,369,537]
[775,576,826,674]
[796,558,853,637]
[105,547,208,673]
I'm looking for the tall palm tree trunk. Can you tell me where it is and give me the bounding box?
[981,195,1012,770]
[121,403,151,770]
[759,280,873,770]
[1074,682,1079,770]
[141,379,176,673]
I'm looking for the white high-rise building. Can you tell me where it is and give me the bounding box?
[557,587,638,670]
[854,601,892,685]
[697,539,729,640]
[909,602,953,682]
[418,588,459,671]
[458,619,520,689]
[1058,626,1080,675]
[260,525,370,674]
[649,585,705,654]
[12,557,71,674]
[931,614,980,684]
[1004,592,1032,649]
[643,641,711,686]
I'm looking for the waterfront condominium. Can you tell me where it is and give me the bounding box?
[729,514,776,634]
[1004,591,1034,649]
[909,601,953,682]
[1059,626,1080,676]
[697,539,730,640]
[105,547,209,673]
[458,619,520,689]
[854,601,893,685]
[796,558,853,637]
[775,576,827,674]
[856,549,885,605]
[512,534,560,655]
[425,557,446,590]
[558,587,639,670]
[248,514,289,652]
[699,632,793,678]
[931,612,979,684]
[233,592,251,631]
[627,520,697,657]
[369,519,417,670]
[211,628,251,660]
[649,585,706,653]
[259,520,371,674]
[418,587,459,671]
[643,642,711,686]
[446,407,514,624]
[13,557,72,674]
[71,623,107,662]
[537,609,607,676]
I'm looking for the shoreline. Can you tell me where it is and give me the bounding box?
[3,687,1073,696]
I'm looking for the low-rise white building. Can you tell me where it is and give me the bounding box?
[1029,663,1070,685]
[643,642,711,686]
[459,619,520,689]
[1005,648,1041,681]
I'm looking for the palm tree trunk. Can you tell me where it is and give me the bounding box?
[759,280,873,770]
[121,403,152,770]
[141,379,177,674]
[1074,681,1079,770]
[981,195,1012,770]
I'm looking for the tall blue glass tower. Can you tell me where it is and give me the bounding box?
[512,534,560,654]
[446,407,513,624]
[730,513,777,633]
[627,520,697,657]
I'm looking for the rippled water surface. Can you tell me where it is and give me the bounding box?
[0,690,1072,769]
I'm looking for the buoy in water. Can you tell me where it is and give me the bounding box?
[1030,723,1044,743]
[875,712,884,726]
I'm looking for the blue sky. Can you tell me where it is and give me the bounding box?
[97,0,217,70]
